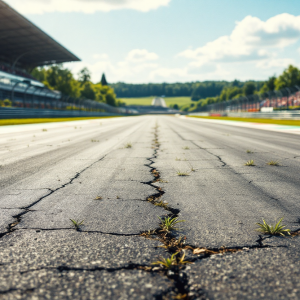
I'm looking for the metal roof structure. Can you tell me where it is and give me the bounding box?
[0,1,80,68]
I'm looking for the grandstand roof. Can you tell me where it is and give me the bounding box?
[0,1,80,68]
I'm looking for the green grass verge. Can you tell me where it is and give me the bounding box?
[164,97,193,107]
[188,116,300,126]
[0,116,121,126]
[118,96,193,108]
[118,97,153,106]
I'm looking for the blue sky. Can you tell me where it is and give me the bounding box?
[6,0,300,83]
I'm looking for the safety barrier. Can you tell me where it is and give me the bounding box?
[0,107,122,119]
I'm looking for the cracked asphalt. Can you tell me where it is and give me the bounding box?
[0,115,299,299]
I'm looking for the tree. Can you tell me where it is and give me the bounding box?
[80,82,96,100]
[78,67,91,85]
[45,65,80,98]
[260,76,276,93]
[101,73,108,86]
[275,65,300,90]
[243,82,256,96]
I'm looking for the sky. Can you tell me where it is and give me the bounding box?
[6,0,300,84]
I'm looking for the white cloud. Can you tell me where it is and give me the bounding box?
[6,0,171,14]
[125,49,159,63]
[67,49,159,83]
[92,53,109,60]
[256,58,295,69]
[178,13,300,66]
[149,67,187,81]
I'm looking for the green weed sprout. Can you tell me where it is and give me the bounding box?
[124,142,132,148]
[158,216,185,232]
[245,160,255,166]
[267,160,280,166]
[256,218,290,236]
[176,170,190,176]
[70,219,84,231]
[152,252,178,269]
[152,251,191,269]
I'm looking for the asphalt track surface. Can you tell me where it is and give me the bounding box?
[0,115,299,299]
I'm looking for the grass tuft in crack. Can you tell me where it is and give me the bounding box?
[159,216,185,233]
[188,163,196,172]
[183,146,190,150]
[159,236,187,252]
[152,251,191,269]
[256,218,291,236]
[70,219,84,231]
[152,252,177,269]
[154,200,169,209]
[245,160,255,166]
[140,229,157,238]
[267,160,280,166]
[124,142,132,148]
[246,149,253,153]
[176,170,190,176]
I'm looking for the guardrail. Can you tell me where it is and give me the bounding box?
[189,111,300,120]
[0,107,123,119]
[0,74,130,114]
[200,86,300,113]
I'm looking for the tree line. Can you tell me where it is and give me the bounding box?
[110,81,233,100]
[186,65,300,112]
[31,64,300,111]
[31,65,121,107]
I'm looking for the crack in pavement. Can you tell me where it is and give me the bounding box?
[170,126,296,214]
[16,228,142,236]
[0,155,108,240]
[137,124,203,299]
[2,121,298,299]
[170,128,227,167]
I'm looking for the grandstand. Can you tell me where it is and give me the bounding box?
[0,0,81,109]
[0,1,122,114]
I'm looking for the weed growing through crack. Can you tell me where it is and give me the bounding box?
[152,252,178,269]
[267,160,280,166]
[245,160,255,166]
[157,179,168,183]
[91,139,99,142]
[154,200,169,209]
[152,251,191,269]
[160,236,186,251]
[140,229,157,238]
[177,251,192,265]
[246,150,253,153]
[176,170,190,176]
[175,157,181,161]
[183,146,190,150]
[124,142,132,148]
[70,219,84,231]
[42,129,47,132]
[256,218,291,236]
[159,216,185,233]
[188,163,196,172]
